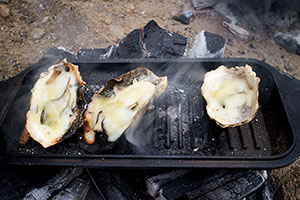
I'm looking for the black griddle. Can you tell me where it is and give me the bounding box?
[0,58,299,168]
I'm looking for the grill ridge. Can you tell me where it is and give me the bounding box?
[152,93,272,156]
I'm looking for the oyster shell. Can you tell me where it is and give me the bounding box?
[201,65,260,128]
[25,59,85,148]
[83,67,168,144]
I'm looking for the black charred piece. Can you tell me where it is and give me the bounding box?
[143,20,187,58]
[77,45,118,60]
[116,29,146,59]
[172,14,191,24]
[145,170,265,200]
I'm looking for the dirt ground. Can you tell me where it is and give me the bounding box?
[0,0,299,199]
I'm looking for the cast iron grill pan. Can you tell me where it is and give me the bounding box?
[0,59,299,168]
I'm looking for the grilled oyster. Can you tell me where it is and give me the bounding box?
[83,68,167,144]
[25,59,85,148]
[201,65,260,128]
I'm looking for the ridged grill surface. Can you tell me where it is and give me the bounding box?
[0,61,293,159]
[149,88,272,157]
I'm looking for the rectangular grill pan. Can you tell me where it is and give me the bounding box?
[0,58,299,168]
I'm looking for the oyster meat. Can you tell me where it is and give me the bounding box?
[83,67,168,144]
[201,65,260,128]
[25,59,85,148]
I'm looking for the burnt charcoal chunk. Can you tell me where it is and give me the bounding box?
[204,31,225,54]
[0,166,59,200]
[172,14,190,25]
[274,31,300,55]
[189,31,225,58]
[24,168,83,199]
[116,29,146,58]
[143,20,187,58]
[51,176,90,200]
[226,0,264,33]
[88,170,147,200]
[252,171,283,200]
[160,170,265,200]
[155,170,265,200]
[77,46,117,60]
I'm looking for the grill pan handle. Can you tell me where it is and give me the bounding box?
[272,69,300,159]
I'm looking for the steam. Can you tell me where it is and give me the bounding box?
[124,109,156,150]
[124,62,208,153]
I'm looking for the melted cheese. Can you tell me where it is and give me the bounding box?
[88,80,156,142]
[26,68,78,148]
[205,77,255,124]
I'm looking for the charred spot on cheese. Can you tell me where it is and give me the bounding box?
[83,67,168,144]
[25,59,85,148]
[201,65,260,128]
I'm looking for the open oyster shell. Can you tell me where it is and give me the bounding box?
[25,59,85,148]
[201,65,260,128]
[83,67,168,144]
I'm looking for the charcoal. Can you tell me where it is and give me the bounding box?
[77,46,118,60]
[88,170,148,200]
[76,20,187,60]
[172,14,190,25]
[146,170,191,198]
[77,48,106,60]
[149,170,265,200]
[143,20,187,58]
[0,166,59,200]
[252,171,283,200]
[51,176,90,200]
[186,171,265,200]
[204,31,225,54]
[116,29,146,58]
[226,0,263,33]
[172,10,195,25]
[274,31,300,55]
[158,170,229,199]
[23,168,83,200]
[188,31,225,58]
[214,2,250,40]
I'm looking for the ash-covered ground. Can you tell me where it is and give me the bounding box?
[0,0,299,199]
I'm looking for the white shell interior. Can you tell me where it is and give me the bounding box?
[202,65,259,127]
[26,63,81,148]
